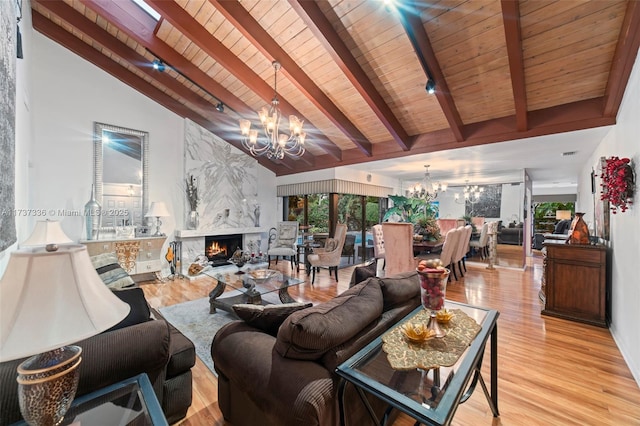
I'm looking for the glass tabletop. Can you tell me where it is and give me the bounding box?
[13,373,167,426]
[202,267,304,296]
[336,301,499,426]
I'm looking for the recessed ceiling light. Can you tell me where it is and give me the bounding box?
[562,151,577,156]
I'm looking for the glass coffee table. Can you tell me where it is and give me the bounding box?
[204,267,304,315]
[336,301,499,426]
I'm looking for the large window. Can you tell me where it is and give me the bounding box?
[284,193,386,263]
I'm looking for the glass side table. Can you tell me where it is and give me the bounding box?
[12,373,168,426]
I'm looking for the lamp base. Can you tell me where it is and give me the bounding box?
[153,217,164,236]
[17,346,82,426]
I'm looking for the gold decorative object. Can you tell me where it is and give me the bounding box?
[399,323,436,343]
[114,240,140,273]
[436,309,454,323]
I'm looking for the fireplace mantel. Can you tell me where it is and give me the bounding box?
[176,227,269,238]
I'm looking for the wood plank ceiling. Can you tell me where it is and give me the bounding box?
[31,0,640,176]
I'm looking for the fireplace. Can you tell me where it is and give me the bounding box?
[205,234,242,266]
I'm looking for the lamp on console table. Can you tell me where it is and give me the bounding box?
[146,201,171,236]
[0,229,130,425]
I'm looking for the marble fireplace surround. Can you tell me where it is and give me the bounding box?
[178,120,270,271]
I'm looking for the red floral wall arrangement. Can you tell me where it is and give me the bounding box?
[600,157,635,213]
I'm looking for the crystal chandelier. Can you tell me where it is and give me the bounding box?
[455,181,484,204]
[408,165,447,201]
[239,61,306,160]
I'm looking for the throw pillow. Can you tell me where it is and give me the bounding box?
[91,253,135,289]
[349,259,377,288]
[104,287,151,333]
[233,302,312,336]
[324,238,337,251]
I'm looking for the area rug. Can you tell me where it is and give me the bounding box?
[158,292,280,374]
[159,297,235,375]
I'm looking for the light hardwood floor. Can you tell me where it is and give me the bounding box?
[140,254,640,426]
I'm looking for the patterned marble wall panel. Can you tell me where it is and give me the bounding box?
[184,119,259,231]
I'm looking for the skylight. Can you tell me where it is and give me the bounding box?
[131,0,161,21]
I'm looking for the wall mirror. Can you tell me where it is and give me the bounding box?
[93,122,149,235]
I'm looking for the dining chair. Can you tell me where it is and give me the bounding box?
[381,223,414,277]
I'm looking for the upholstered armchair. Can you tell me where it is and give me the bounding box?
[267,221,299,269]
[307,223,347,284]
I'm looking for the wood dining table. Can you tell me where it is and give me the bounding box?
[412,240,444,256]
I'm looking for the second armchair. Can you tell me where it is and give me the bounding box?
[307,224,347,285]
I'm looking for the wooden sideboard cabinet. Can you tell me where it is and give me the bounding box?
[82,236,166,278]
[541,243,609,327]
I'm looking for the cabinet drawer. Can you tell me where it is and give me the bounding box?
[84,242,115,256]
[547,246,604,263]
[135,259,162,274]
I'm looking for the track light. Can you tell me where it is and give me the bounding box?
[215,102,224,113]
[426,78,436,94]
[152,59,165,72]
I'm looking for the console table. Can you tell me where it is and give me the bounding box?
[81,236,166,279]
[541,242,609,327]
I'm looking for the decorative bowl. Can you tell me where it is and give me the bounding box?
[399,322,436,343]
[248,269,279,283]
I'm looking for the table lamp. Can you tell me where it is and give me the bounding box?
[0,236,130,425]
[20,219,73,250]
[556,210,572,220]
[145,201,170,236]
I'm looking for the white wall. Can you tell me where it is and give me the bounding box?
[577,48,640,385]
[22,32,276,275]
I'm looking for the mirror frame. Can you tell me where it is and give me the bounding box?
[93,122,149,230]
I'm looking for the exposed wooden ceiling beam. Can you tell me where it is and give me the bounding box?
[395,1,465,142]
[271,98,616,176]
[210,0,373,157]
[145,0,343,162]
[77,0,315,166]
[288,0,411,152]
[31,8,285,174]
[603,0,640,117]
[501,0,528,132]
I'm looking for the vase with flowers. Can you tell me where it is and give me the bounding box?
[600,157,635,214]
[186,174,199,229]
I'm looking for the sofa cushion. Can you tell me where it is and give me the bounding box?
[275,279,383,360]
[376,271,420,311]
[105,287,150,332]
[91,253,135,289]
[233,302,313,336]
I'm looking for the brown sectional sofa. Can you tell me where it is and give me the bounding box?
[211,271,421,426]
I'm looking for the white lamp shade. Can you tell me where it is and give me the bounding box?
[21,220,73,247]
[145,201,170,218]
[556,210,572,220]
[0,245,130,362]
